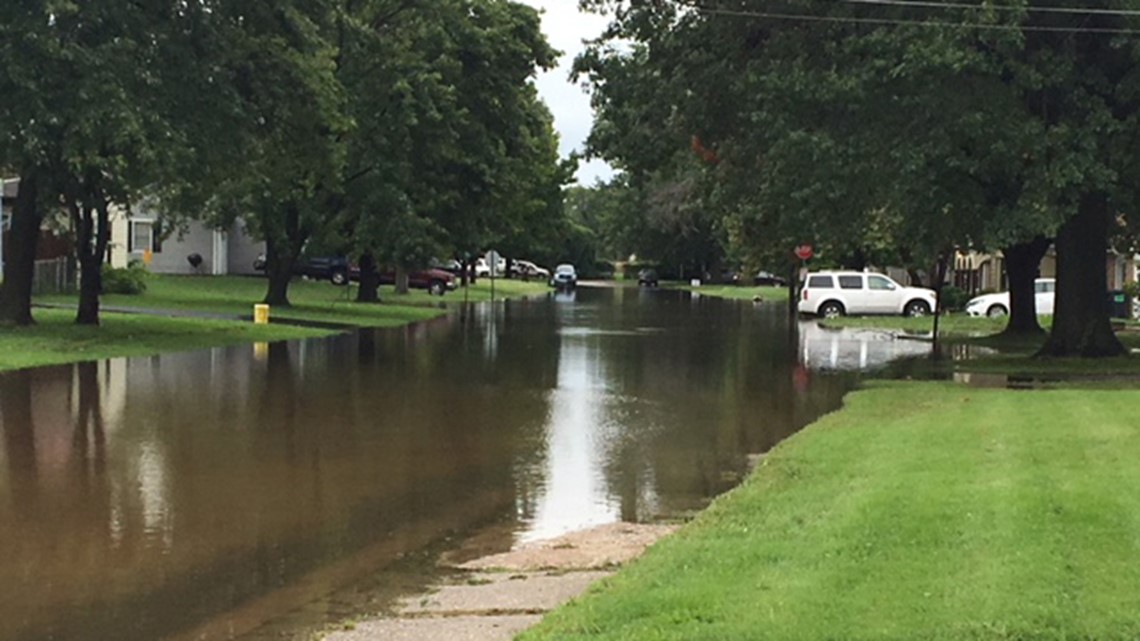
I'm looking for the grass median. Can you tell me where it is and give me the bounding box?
[0,308,332,372]
[4,275,551,372]
[37,275,550,328]
[667,282,789,302]
[522,381,1140,641]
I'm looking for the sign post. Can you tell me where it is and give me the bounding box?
[487,249,500,301]
[789,244,814,320]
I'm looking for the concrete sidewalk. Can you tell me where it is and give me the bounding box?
[323,523,677,641]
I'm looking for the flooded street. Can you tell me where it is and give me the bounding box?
[1,287,876,641]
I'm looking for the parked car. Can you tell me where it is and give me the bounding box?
[474,255,507,278]
[754,271,788,287]
[965,278,1055,318]
[253,254,351,286]
[375,268,458,295]
[430,258,464,276]
[511,259,550,280]
[798,271,937,318]
[550,264,578,289]
[638,269,659,287]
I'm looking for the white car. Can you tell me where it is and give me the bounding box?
[512,259,550,279]
[550,263,578,288]
[965,278,1055,318]
[798,271,938,318]
[474,255,507,278]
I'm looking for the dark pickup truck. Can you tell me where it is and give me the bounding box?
[253,255,351,285]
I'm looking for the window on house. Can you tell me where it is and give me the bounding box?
[130,221,153,253]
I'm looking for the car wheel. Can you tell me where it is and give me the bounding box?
[904,300,931,317]
[819,301,845,319]
[330,271,348,286]
[986,304,1008,318]
[429,280,445,296]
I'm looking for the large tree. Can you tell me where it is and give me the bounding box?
[329,0,561,298]
[580,0,1138,356]
[0,1,207,325]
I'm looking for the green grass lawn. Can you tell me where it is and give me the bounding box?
[667,282,790,302]
[0,308,332,372]
[37,274,549,328]
[523,382,1140,641]
[821,313,1010,335]
[5,275,550,372]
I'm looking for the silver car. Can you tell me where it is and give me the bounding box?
[550,264,577,288]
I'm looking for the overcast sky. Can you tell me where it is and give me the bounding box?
[518,0,616,185]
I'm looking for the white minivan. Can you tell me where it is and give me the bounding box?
[798,271,938,318]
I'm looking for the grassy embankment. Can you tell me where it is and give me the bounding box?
[0,307,332,372]
[668,282,790,301]
[1,275,549,372]
[820,314,1140,376]
[523,381,1140,641]
[37,274,549,326]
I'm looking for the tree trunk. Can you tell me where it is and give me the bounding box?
[459,258,471,287]
[0,173,42,326]
[395,266,409,295]
[1000,236,1051,337]
[1037,193,1125,358]
[356,252,380,302]
[73,190,110,326]
[76,252,102,325]
[263,237,295,307]
[261,204,307,307]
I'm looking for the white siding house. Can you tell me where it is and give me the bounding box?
[109,205,264,276]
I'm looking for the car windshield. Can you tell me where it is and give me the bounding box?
[556,265,575,274]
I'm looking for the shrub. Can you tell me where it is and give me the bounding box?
[938,285,971,312]
[101,263,149,295]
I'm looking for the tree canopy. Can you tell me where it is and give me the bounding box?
[577,0,1140,356]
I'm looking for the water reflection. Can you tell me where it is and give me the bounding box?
[798,322,936,370]
[0,288,866,641]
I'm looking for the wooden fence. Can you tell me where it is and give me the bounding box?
[32,257,76,295]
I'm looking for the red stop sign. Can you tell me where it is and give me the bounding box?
[794,244,814,260]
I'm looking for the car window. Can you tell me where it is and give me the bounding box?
[867,275,896,291]
[1036,281,1056,294]
[807,275,833,288]
[838,275,863,290]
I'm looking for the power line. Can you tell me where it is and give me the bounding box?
[840,0,1140,18]
[673,1,1140,34]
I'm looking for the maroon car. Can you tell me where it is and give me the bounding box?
[375,268,458,295]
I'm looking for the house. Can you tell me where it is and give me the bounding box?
[2,177,74,266]
[108,204,264,276]
[3,179,264,277]
[952,248,1137,293]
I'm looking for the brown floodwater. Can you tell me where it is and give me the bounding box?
[1,286,862,641]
